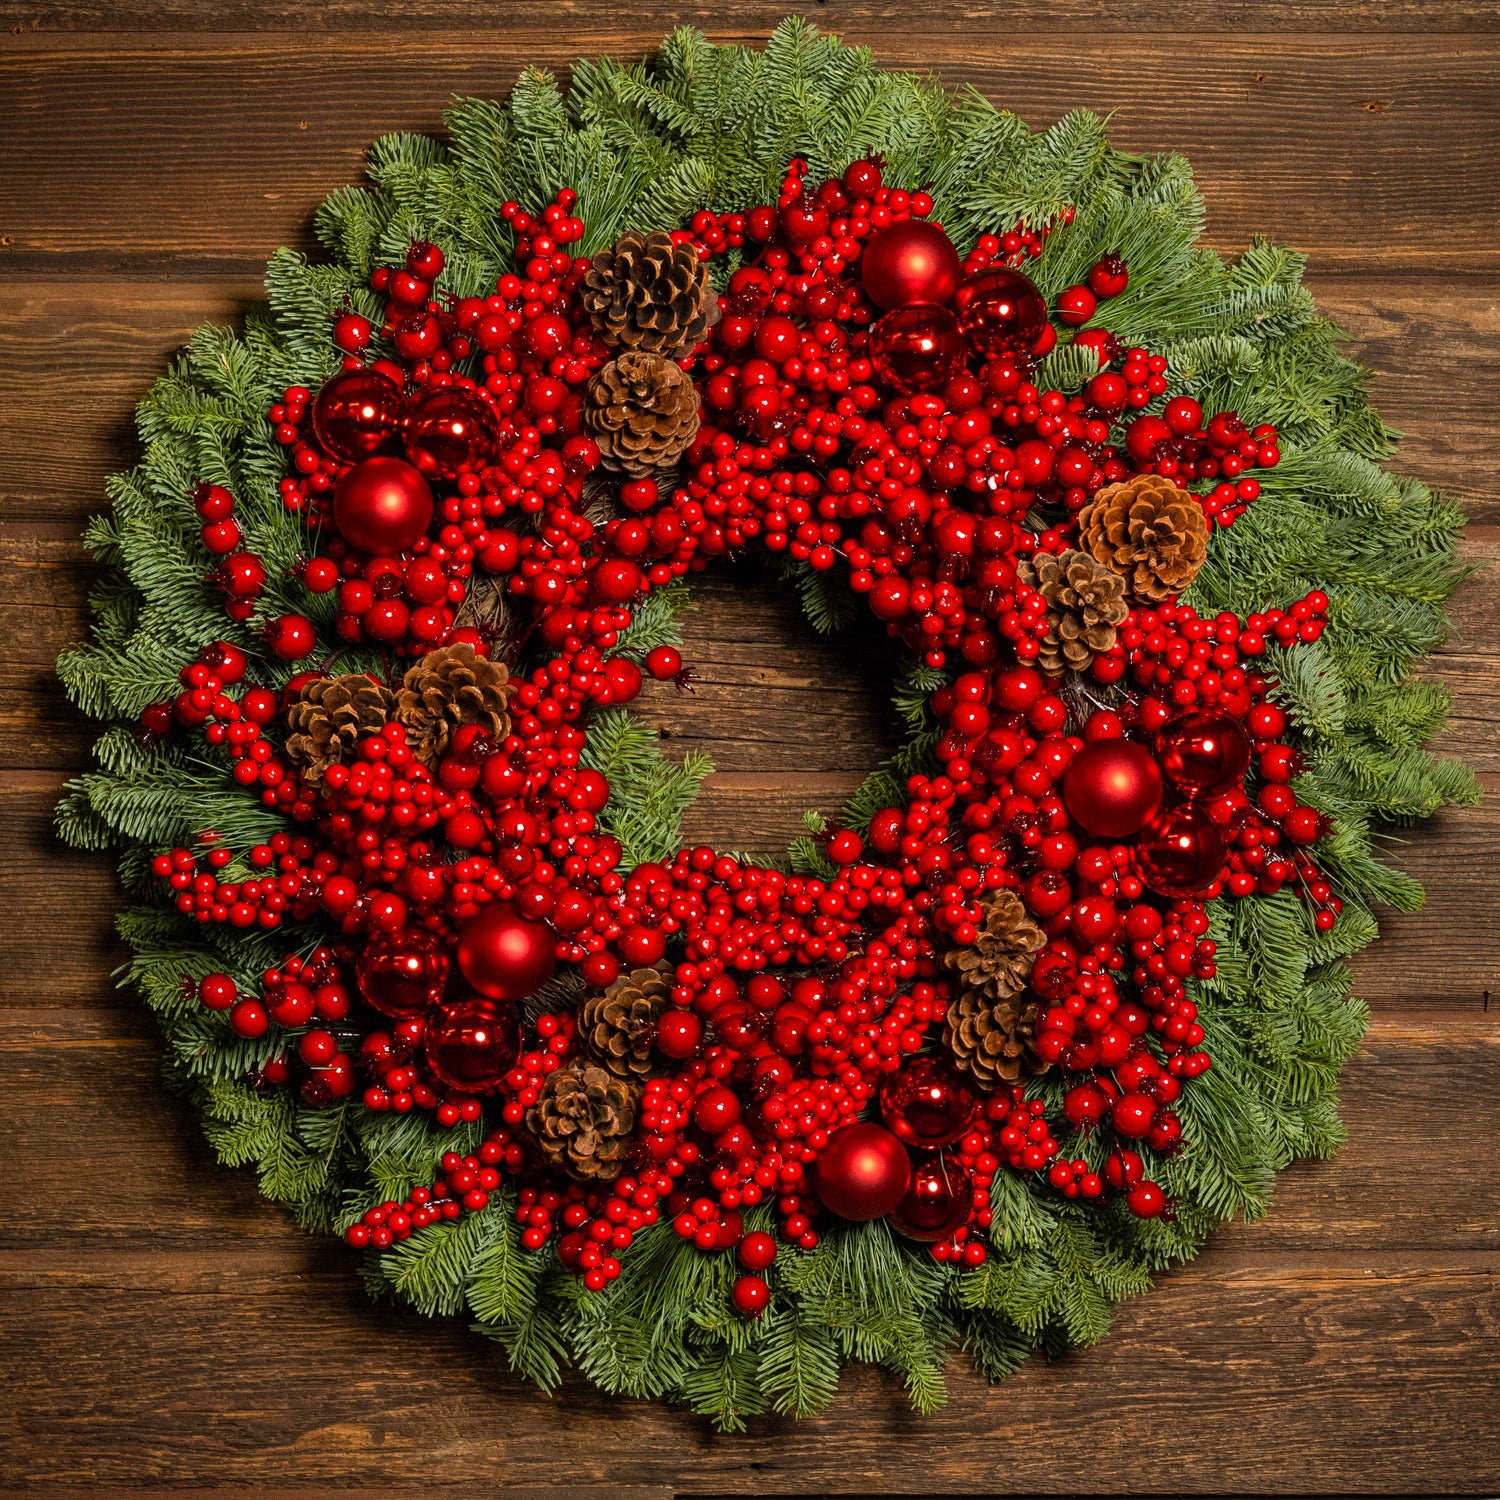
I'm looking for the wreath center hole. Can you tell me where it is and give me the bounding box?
[640,561,905,853]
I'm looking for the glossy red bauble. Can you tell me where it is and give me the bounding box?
[312,367,404,464]
[888,1155,974,1243]
[332,456,433,555]
[812,1122,911,1222]
[952,266,1047,357]
[868,303,965,394]
[404,385,499,480]
[859,219,962,311]
[356,927,450,1017]
[1155,707,1253,795]
[1062,739,1164,839]
[1136,801,1228,897]
[424,996,519,1093]
[879,1057,977,1149]
[455,903,557,1002]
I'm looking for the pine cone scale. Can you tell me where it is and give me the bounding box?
[285,674,394,784]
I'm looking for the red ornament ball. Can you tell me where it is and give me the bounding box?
[889,1155,974,1243]
[332,456,433,555]
[424,996,519,1093]
[405,385,499,481]
[312,367,404,464]
[813,1122,911,1222]
[879,1057,977,1149]
[1062,739,1164,839]
[356,926,450,1017]
[456,903,557,1002]
[860,219,962,311]
[868,303,965,394]
[1136,801,1228,897]
[1155,707,1253,795]
[952,266,1047,356]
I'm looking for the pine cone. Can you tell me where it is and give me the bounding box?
[527,1061,641,1182]
[1078,472,1209,603]
[579,966,670,1080]
[944,988,1044,1088]
[393,642,511,769]
[284,673,393,785]
[942,889,1045,1005]
[582,229,719,357]
[1018,548,1129,677]
[583,352,700,477]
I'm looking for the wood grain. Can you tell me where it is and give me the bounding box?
[0,36,1496,275]
[0,6,1496,1493]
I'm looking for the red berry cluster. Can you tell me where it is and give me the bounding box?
[143,157,1348,1311]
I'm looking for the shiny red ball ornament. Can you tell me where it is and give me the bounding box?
[860,219,962,311]
[868,303,965,394]
[889,1155,974,1243]
[404,385,499,481]
[1155,707,1253,795]
[952,266,1047,356]
[424,996,519,1093]
[312,367,404,464]
[332,456,433,555]
[1136,801,1228,898]
[812,1122,911,1222]
[879,1057,977,1149]
[455,903,557,1002]
[1062,739,1164,839]
[356,926,450,1017]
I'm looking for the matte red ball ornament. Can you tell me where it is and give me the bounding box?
[813,1122,911,1222]
[868,303,965,394]
[952,266,1047,357]
[456,903,557,1002]
[1062,739,1164,839]
[1155,707,1253,795]
[879,1057,977,1149]
[356,926,450,1017]
[888,1155,974,1243]
[1136,801,1228,898]
[424,996,519,1093]
[332,456,433,555]
[404,385,499,480]
[312,367,404,464]
[859,219,962,311]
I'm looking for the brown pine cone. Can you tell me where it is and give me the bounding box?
[1077,472,1209,603]
[583,351,700,477]
[393,642,511,769]
[284,673,393,785]
[944,988,1045,1088]
[582,229,719,358]
[942,889,1045,1005]
[1017,548,1129,677]
[527,1061,641,1182]
[579,966,670,1080]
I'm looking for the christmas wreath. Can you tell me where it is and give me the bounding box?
[57,21,1476,1428]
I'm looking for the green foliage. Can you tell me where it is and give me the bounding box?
[54,18,1474,1426]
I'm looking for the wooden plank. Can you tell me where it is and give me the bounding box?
[1,1010,1494,1250]
[4,0,1498,35]
[0,36,1496,275]
[0,1257,1494,1490]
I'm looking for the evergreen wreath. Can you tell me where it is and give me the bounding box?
[56,20,1477,1429]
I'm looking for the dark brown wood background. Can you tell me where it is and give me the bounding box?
[2,3,1497,1494]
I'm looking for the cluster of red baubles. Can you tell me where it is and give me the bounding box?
[148,160,1344,1312]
